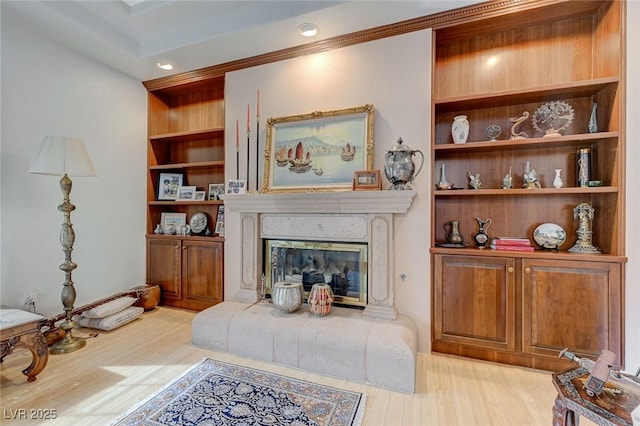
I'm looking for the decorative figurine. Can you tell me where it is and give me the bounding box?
[468,171,482,189]
[568,202,601,254]
[532,100,575,137]
[501,167,513,189]
[154,224,163,234]
[523,161,541,189]
[473,217,492,248]
[509,111,529,140]
[485,124,501,141]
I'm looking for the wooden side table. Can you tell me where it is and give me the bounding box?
[0,309,48,382]
[552,367,640,426]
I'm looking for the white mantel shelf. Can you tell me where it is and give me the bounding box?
[221,190,416,214]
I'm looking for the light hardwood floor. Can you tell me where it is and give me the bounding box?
[0,306,592,426]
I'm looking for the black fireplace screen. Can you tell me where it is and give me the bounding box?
[264,239,367,308]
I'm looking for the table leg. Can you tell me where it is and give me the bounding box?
[553,395,579,426]
[5,330,49,382]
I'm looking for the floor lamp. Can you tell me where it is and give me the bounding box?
[29,136,96,355]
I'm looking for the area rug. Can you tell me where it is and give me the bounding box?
[111,358,366,426]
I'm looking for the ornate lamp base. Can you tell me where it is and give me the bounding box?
[50,334,85,355]
[49,319,85,355]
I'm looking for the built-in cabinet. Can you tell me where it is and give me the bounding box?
[430,0,626,370]
[146,237,223,311]
[143,76,226,310]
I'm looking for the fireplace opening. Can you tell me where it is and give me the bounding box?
[264,239,367,308]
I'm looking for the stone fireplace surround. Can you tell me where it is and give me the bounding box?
[192,190,418,393]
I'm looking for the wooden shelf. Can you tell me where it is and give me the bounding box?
[149,127,224,142]
[434,77,619,112]
[148,200,224,206]
[434,187,618,196]
[434,132,618,152]
[430,246,627,263]
[149,161,224,170]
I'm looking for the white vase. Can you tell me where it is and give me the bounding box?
[451,115,469,144]
[553,169,564,188]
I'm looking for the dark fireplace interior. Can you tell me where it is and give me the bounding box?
[264,239,367,308]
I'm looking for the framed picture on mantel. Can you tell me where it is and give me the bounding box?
[263,104,374,193]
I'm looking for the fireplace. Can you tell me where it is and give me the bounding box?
[265,239,367,308]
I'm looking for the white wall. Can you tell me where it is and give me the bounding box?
[225,30,433,352]
[0,11,147,316]
[624,1,640,373]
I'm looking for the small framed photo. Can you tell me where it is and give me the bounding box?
[157,172,184,200]
[215,205,225,237]
[194,191,206,201]
[208,183,225,200]
[353,170,382,190]
[161,212,187,232]
[176,186,197,201]
[227,179,246,194]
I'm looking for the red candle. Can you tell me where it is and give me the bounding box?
[235,119,239,148]
[257,89,260,117]
[247,104,250,132]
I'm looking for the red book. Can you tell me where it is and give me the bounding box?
[490,244,534,252]
[491,237,531,247]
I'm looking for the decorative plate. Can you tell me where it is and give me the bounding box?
[532,100,574,137]
[533,223,566,249]
[189,212,208,234]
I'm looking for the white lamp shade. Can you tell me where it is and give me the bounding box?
[29,136,97,177]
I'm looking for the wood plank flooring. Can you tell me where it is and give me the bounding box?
[0,306,594,425]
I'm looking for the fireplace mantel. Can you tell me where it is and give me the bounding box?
[221,190,416,214]
[222,190,416,320]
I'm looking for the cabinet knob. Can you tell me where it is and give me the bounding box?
[525,267,532,274]
[507,266,514,273]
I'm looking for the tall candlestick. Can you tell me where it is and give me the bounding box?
[235,119,240,180]
[256,91,260,193]
[247,105,251,190]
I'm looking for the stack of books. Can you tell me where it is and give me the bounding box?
[490,237,534,252]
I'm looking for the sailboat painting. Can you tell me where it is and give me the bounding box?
[264,105,374,193]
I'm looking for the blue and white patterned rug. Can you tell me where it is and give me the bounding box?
[111,358,366,426]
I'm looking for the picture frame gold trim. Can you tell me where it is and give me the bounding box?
[263,104,374,193]
[353,169,382,191]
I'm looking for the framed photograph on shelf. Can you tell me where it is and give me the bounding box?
[176,186,197,201]
[208,183,225,200]
[157,172,184,200]
[161,212,187,232]
[214,205,225,237]
[353,170,382,190]
[227,179,246,194]
[263,104,374,193]
[194,191,206,201]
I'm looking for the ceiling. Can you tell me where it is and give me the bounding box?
[2,0,477,82]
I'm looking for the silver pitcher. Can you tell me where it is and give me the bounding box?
[384,137,425,190]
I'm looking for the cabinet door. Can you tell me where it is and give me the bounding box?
[434,255,516,351]
[182,240,223,307]
[147,238,181,300]
[522,259,622,360]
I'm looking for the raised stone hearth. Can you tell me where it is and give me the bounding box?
[192,190,418,392]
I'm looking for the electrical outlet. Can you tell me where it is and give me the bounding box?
[24,292,38,306]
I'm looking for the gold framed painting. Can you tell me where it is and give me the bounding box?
[263,104,374,193]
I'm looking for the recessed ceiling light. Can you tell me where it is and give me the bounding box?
[298,23,318,38]
[156,62,173,71]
